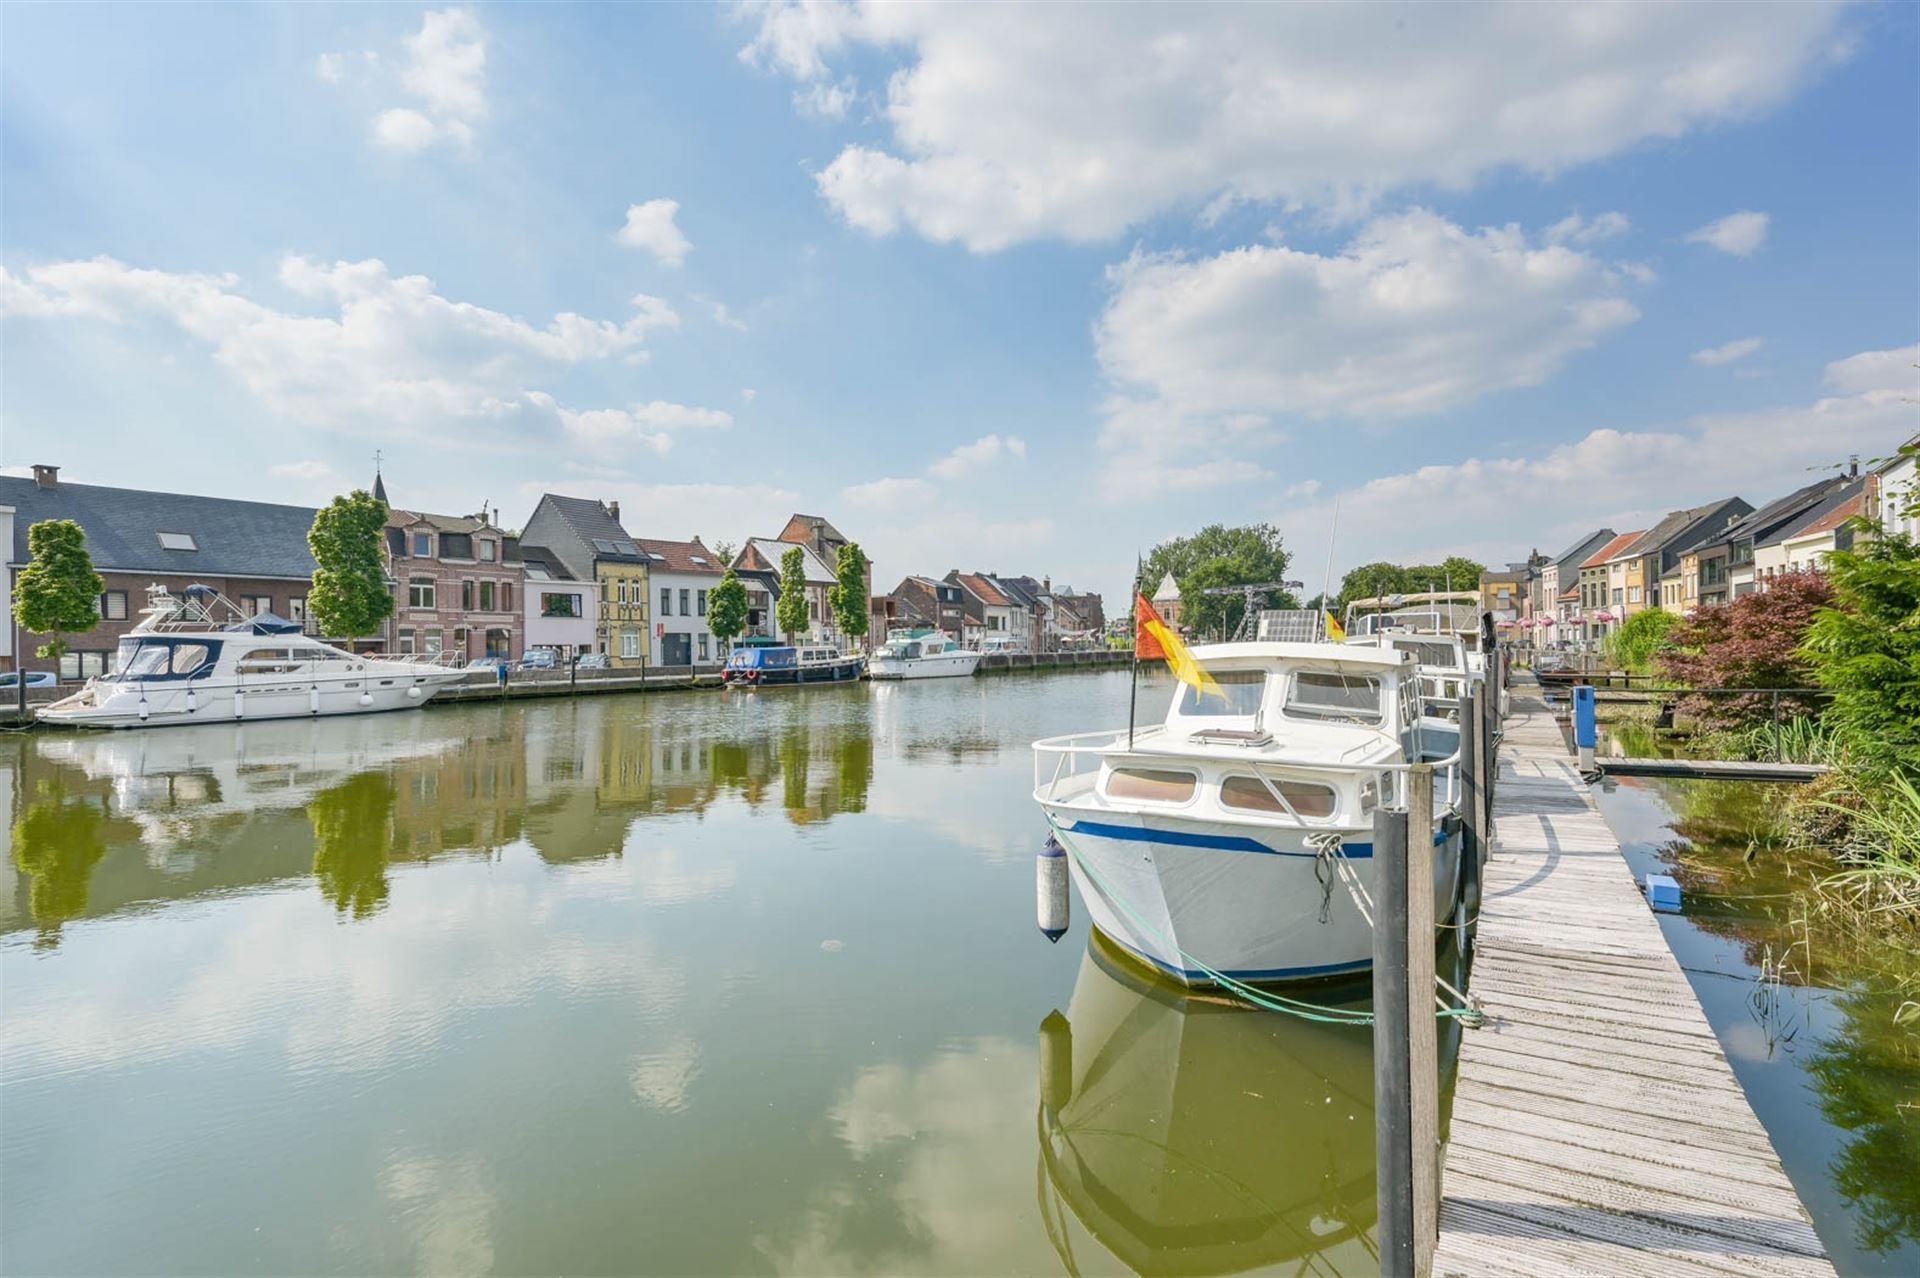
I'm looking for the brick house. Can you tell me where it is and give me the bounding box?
[733,538,838,642]
[887,575,969,642]
[2,465,321,679]
[379,477,524,661]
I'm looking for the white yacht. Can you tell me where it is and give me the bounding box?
[867,629,983,680]
[40,585,471,729]
[1032,641,1461,986]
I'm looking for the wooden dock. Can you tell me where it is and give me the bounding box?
[1595,757,1830,782]
[1433,690,1833,1277]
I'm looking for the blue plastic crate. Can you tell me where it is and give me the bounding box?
[1645,873,1682,912]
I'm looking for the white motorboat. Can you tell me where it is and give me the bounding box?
[867,629,983,680]
[39,584,471,730]
[1032,641,1461,986]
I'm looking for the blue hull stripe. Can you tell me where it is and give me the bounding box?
[1065,819,1452,858]
[1104,930,1374,983]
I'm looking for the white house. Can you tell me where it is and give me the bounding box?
[636,537,726,665]
[735,538,840,644]
[1876,439,1918,541]
[0,502,13,672]
[520,546,597,659]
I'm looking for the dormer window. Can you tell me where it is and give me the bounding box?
[480,540,496,562]
[413,532,433,557]
[156,531,197,551]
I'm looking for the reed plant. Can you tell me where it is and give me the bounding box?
[1812,770,1920,925]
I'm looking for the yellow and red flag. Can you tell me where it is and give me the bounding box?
[1135,592,1225,701]
[1325,610,1345,642]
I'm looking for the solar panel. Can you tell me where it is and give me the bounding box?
[613,541,639,555]
[591,538,616,553]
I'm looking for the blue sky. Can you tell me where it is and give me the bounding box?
[3,2,1915,606]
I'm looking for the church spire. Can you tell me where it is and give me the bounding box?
[372,449,389,505]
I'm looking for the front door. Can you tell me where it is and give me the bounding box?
[661,632,692,666]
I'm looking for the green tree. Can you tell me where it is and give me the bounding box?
[1803,531,1920,780]
[13,519,104,662]
[1336,561,1411,607]
[776,546,810,642]
[707,567,748,649]
[1403,557,1489,593]
[829,542,870,640]
[1605,607,1678,673]
[310,770,397,920]
[308,490,393,641]
[12,776,110,941]
[1139,523,1294,638]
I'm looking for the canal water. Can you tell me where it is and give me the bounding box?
[1593,719,1920,1276]
[2,672,1395,1277]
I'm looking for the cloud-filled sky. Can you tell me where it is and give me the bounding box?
[3,2,1915,605]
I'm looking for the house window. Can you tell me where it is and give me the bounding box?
[500,582,511,611]
[678,588,690,616]
[454,627,469,655]
[542,592,580,618]
[156,531,197,551]
[463,580,475,610]
[409,576,435,609]
[242,595,273,616]
[413,532,433,557]
[59,650,111,680]
[399,629,416,655]
[288,597,307,623]
[660,588,673,617]
[102,590,129,621]
[1627,586,1642,604]
[698,633,709,661]
[619,581,629,606]
[479,580,495,611]
[1611,588,1623,605]
[697,589,708,617]
[620,628,641,658]
[480,540,497,562]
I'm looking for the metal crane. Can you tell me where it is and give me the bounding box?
[1200,580,1305,641]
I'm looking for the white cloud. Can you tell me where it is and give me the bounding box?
[743,2,1850,249]
[843,476,935,510]
[1,256,684,440]
[529,394,733,451]
[795,77,857,119]
[1687,209,1770,257]
[1094,209,1641,487]
[1282,478,1322,499]
[615,199,693,267]
[707,300,748,332]
[741,388,758,402]
[372,107,440,154]
[1824,343,1918,394]
[1276,342,1920,582]
[927,433,1025,479]
[1691,336,1764,366]
[324,8,488,154]
[271,459,336,480]
[1545,211,1631,246]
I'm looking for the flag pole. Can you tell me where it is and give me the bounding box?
[1319,496,1342,640]
[1128,555,1142,750]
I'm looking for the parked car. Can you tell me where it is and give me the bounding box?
[465,657,503,670]
[515,649,559,671]
[575,653,611,670]
[0,671,57,688]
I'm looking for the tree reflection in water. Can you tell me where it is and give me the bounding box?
[310,771,398,919]
[11,777,112,946]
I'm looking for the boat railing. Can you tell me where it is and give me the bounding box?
[356,649,470,670]
[1033,730,1461,811]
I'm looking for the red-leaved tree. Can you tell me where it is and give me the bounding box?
[1657,571,1836,728]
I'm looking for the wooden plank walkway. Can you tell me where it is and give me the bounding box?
[1433,690,1833,1277]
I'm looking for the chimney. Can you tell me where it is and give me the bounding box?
[31,464,58,489]
[1849,455,1860,479]
[606,500,621,522]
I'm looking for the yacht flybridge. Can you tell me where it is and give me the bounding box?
[1032,640,1463,986]
[39,585,470,730]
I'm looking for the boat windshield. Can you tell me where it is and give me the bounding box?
[111,638,217,681]
[1286,670,1383,722]
[1175,670,1265,717]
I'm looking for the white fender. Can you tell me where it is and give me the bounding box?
[1037,834,1069,942]
[310,685,321,714]
[233,690,245,720]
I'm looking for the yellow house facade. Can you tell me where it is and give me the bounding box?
[597,560,651,666]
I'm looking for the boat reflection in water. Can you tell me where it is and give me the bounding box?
[1038,934,1387,1277]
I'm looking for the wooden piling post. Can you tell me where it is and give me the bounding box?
[1459,688,1481,912]
[1373,776,1438,1278]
